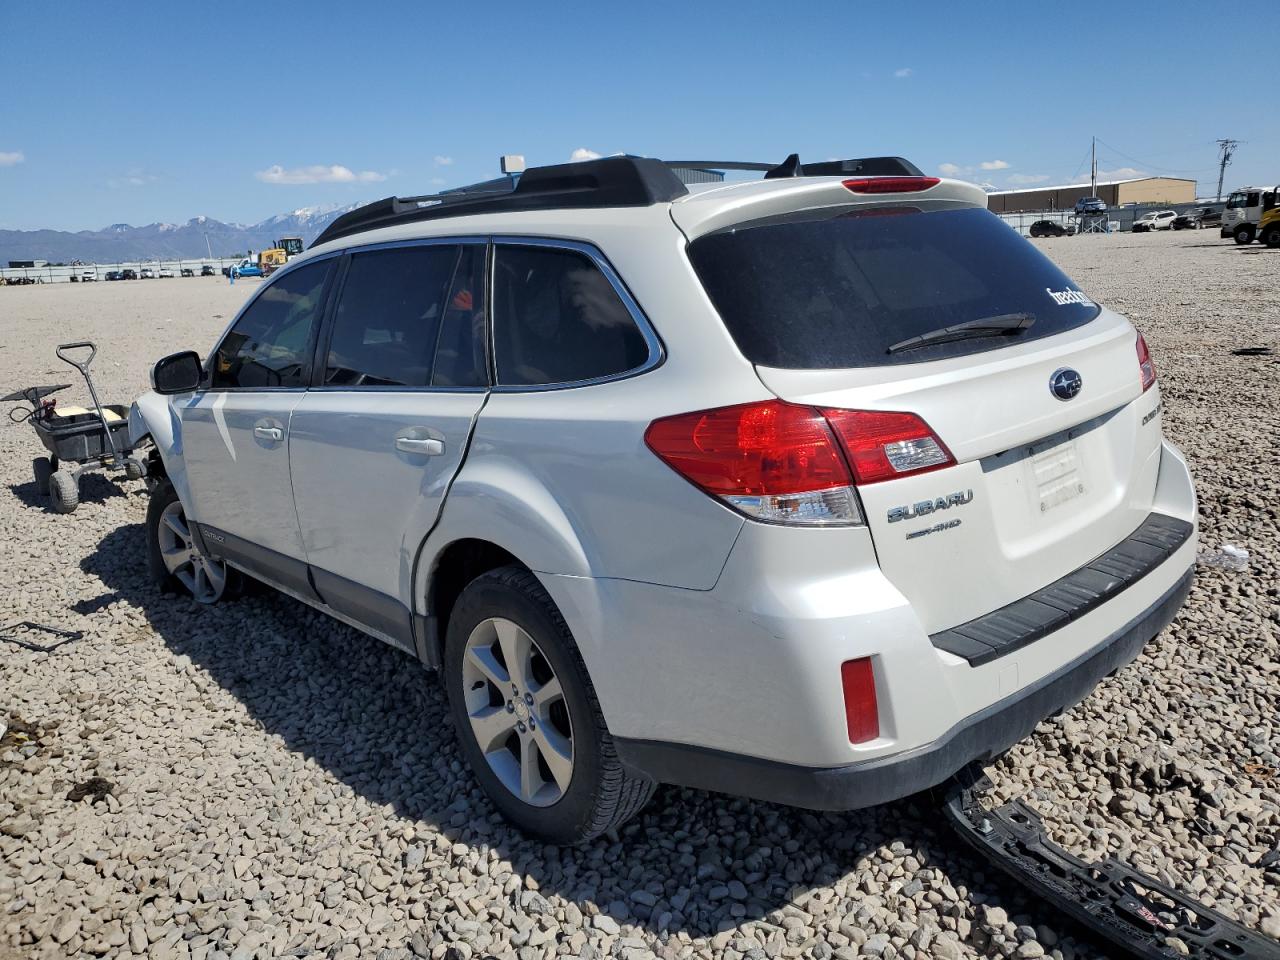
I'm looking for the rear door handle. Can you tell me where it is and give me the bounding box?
[254,426,284,441]
[395,437,445,456]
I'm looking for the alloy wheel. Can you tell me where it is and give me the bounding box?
[156,500,228,604]
[461,617,574,807]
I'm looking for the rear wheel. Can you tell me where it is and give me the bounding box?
[147,480,236,603]
[1235,226,1255,245]
[444,566,655,844]
[1262,225,1280,248]
[32,457,53,497]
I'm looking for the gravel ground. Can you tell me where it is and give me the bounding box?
[1,234,1277,960]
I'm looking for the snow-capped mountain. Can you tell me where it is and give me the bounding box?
[0,202,365,263]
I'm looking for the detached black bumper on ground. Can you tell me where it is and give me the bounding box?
[945,767,1280,960]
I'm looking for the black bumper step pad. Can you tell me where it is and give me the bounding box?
[931,513,1193,666]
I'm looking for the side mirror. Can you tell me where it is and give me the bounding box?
[152,351,203,394]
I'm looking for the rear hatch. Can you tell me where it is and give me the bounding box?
[680,186,1163,633]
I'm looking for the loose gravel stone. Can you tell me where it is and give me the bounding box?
[1,234,1277,959]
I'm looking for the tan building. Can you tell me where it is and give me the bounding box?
[986,177,1196,213]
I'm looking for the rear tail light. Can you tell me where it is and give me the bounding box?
[841,657,879,743]
[821,409,955,484]
[842,176,940,194]
[1135,331,1157,392]
[644,401,955,524]
[643,400,861,525]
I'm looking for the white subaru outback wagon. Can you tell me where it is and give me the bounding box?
[130,154,1197,843]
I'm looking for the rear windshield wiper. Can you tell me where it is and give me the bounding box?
[887,313,1036,355]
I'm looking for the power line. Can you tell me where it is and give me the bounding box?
[1215,139,1238,202]
[1092,138,1212,175]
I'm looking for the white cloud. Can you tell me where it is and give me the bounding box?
[979,159,1010,170]
[570,147,602,162]
[1098,166,1144,179]
[0,151,24,167]
[938,162,964,177]
[108,168,158,189]
[255,164,387,185]
[433,155,453,167]
[893,67,913,78]
[1007,173,1050,185]
[429,177,446,186]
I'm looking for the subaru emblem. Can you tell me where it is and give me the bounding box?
[1050,367,1083,401]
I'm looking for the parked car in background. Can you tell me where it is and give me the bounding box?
[130,154,1196,843]
[1171,208,1218,230]
[80,270,97,282]
[1074,196,1107,216]
[181,267,195,277]
[159,268,175,278]
[200,265,216,276]
[140,267,157,279]
[121,269,138,280]
[1132,210,1177,232]
[104,270,122,281]
[1029,220,1074,238]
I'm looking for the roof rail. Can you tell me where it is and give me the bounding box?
[310,153,925,248]
[311,156,688,248]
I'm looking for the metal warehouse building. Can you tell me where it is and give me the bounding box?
[986,177,1196,213]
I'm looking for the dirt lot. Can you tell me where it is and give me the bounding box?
[1,233,1277,960]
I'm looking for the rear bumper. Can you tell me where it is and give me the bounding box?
[615,567,1192,810]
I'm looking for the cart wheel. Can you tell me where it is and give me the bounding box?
[48,471,79,514]
[33,457,53,497]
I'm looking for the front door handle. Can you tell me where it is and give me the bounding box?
[254,426,284,441]
[395,436,445,456]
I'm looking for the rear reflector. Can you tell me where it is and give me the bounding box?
[821,409,955,484]
[644,400,863,525]
[841,658,879,744]
[843,176,940,194]
[1135,331,1157,392]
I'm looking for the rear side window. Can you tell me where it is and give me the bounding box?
[324,245,460,388]
[212,259,331,388]
[492,245,650,386]
[688,205,1102,369]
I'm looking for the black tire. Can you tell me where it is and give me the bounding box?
[1235,226,1255,245]
[1263,225,1280,249]
[443,565,656,844]
[48,471,78,514]
[147,479,239,600]
[32,457,53,497]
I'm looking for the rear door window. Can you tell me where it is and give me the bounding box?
[688,204,1102,369]
[492,245,651,386]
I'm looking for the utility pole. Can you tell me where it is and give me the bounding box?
[1215,139,1238,202]
[1090,136,1097,197]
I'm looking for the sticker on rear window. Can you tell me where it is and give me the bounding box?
[1045,287,1095,307]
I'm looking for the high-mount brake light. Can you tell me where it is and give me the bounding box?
[842,176,940,194]
[821,409,955,485]
[1135,331,1157,392]
[643,400,863,526]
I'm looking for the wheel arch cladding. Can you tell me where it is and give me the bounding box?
[424,538,524,667]
[129,392,195,509]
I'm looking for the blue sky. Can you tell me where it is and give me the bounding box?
[1,1,1274,232]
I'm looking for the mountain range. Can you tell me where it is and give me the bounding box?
[0,203,365,264]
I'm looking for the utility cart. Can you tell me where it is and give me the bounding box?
[5,341,145,513]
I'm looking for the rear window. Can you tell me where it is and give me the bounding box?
[688,205,1101,369]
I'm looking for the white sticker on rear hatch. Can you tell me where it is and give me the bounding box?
[1028,439,1086,513]
[1045,287,1095,307]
